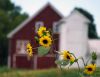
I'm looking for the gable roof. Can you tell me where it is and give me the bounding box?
[74,9,91,23]
[7,3,63,38]
[56,9,91,27]
[62,9,90,23]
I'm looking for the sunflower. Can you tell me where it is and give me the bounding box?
[26,43,33,57]
[84,64,96,75]
[60,50,75,62]
[37,26,51,37]
[39,36,52,47]
[37,26,46,37]
[45,30,51,37]
[70,56,75,62]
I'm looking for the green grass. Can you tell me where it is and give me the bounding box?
[0,67,100,77]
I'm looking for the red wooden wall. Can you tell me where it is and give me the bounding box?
[8,4,62,69]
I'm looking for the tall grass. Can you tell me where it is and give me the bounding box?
[0,67,100,77]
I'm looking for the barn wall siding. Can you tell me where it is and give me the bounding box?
[8,4,62,69]
[15,55,33,69]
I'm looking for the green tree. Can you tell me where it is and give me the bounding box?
[0,0,28,65]
[75,8,98,39]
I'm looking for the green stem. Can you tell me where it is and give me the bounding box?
[86,56,91,65]
[76,61,81,73]
[59,65,63,71]
[71,53,81,72]
[81,57,86,66]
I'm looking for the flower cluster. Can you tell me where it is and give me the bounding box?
[26,26,97,77]
[37,26,50,37]
[26,42,33,58]
[37,26,52,47]
[57,51,97,77]
[26,26,52,57]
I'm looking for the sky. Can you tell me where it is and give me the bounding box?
[11,0,100,36]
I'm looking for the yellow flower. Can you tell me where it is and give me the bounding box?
[70,56,75,62]
[37,26,46,37]
[26,43,33,57]
[84,64,96,75]
[60,50,75,62]
[26,43,32,49]
[39,36,52,47]
[45,30,51,37]
[37,26,51,37]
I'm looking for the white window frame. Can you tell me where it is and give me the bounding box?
[35,21,44,32]
[53,22,59,34]
[16,40,29,54]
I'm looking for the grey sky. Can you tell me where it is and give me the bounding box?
[11,0,100,36]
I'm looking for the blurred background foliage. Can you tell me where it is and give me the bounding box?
[0,0,28,66]
[0,0,99,66]
[75,8,99,39]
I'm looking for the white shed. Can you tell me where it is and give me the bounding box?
[59,9,90,67]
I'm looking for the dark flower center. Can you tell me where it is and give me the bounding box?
[88,68,92,71]
[43,39,48,44]
[67,55,70,59]
[42,30,45,33]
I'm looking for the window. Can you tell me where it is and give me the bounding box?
[16,40,29,54]
[53,22,59,33]
[35,21,44,32]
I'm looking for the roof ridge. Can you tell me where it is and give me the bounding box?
[7,3,63,38]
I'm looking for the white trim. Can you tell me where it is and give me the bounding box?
[7,17,29,38]
[7,3,63,38]
[8,55,11,68]
[13,54,16,68]
[8,40,11,68]
[34,55,37,69]
[53,22,59,34]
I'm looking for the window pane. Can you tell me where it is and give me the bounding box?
[35,22,44,32]
[16,40,29,54]
[53,22,59,33]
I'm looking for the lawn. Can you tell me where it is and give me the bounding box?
[0,67,100,77]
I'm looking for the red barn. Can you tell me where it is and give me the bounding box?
[7,3,62,69]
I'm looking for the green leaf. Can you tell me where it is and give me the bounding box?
[38,46,50,56]
[92,52,97,60]
[55,60,69,66]
[61,60,69,66]
[74,59,78,62]
[43,32,47,36]
[34,36,39,41]
[70,61,74,66]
